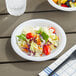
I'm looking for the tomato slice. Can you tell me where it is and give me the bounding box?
[49,27,55,33]
[61,4,68,7]
[26,33,33,39]
[43,45,50,55]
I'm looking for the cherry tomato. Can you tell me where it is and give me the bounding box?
[26,33,33,39]
[43,45,50,55]
[49,27,55,33]
[61,4,68,7]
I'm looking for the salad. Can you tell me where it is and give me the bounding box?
[16,26,59,57]
[53,0,76,7]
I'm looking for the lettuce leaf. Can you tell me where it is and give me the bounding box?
[41,32,49,43]
[17,34,26,41]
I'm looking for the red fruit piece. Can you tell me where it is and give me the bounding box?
[61,4,68,7]
[43,45,51,55]
[26,33,33,39]
[49,27,55,33]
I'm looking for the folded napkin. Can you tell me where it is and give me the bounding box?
[39,45,76,76]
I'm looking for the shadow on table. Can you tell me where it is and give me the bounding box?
[5,38,24,61]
